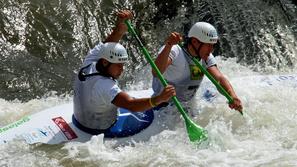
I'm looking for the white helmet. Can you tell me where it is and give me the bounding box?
[99,42,129,63]
[188,22,218,44]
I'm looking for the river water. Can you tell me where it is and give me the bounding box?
[1,0,297,166]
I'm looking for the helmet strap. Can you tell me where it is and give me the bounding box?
[189,39,202,59]
[96,59,113,78]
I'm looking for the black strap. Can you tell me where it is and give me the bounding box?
[180,43,208,67]
[72,115,117,135]
[78,64,101,81]
[191,41,203,58]
[72,115,106,135]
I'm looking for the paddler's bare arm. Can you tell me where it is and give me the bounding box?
[207,65,243,112]
[112,85,176,112]
[152,32,182,77]
[104,10,133,43]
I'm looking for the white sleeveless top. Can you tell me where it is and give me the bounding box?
[152,45,216,102]
[73,43,122,129]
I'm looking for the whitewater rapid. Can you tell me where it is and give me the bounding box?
[1,57,297,167]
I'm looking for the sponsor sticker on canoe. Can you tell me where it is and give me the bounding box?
[0,116,30,133]
[20,126,56,144]
[52,117,77,140]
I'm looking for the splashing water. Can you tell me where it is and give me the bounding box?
[1,0,297,166]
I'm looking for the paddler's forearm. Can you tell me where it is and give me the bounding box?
[218,76,238,99]
[116,97,161,112]
[153,43,172,76]
[104,10,132,43]
[112,92,162,112]
[126,97,161,112]
[104,23,127,43]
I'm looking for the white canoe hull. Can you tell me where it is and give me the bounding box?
[1,74,296,145]
[0,89,155,144]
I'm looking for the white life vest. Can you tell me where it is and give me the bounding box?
[73,63,121,130]
[152,45,216,102]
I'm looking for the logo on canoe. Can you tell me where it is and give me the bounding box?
[0,117,30,133]
[52,117,77,140]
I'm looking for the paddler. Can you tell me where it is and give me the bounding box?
[152,22,243,112]
[73,10,176,136]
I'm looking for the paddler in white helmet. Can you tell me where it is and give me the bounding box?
[73,10,176,136]
[152,22,243,113]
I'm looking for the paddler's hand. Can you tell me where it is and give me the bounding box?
[165,32,182,47]
[229,97,243,113]
[154,85,176,105]
[116,10,133,33]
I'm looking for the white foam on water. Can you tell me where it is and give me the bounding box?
[0,92,72,126]
[1,57,297,167]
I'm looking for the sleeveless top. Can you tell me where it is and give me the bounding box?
[73,43,122,130]
[152,45,216,102]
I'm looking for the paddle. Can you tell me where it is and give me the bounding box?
[179,44,243,115]
[124,20,207,142]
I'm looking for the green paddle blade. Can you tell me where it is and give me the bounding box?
[171,97,207,142]
[184,115,208,142]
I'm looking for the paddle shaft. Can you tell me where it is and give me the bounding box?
[125,20,208,142]
[180,46,233,102]
[180,45,243,115]
[124,20,188,119]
